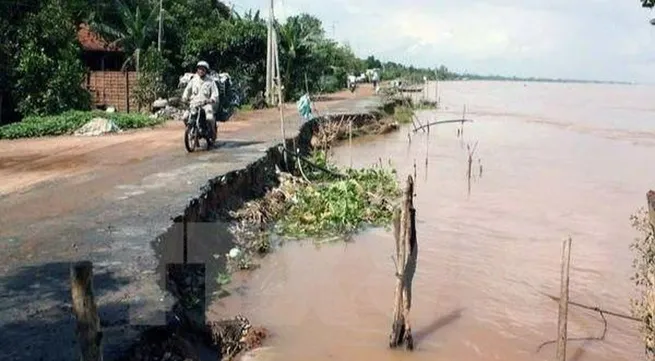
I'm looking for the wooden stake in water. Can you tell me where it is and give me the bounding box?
[466,141,478,197]
[389,176,418,350]
[460,105,466,138]
[556,237,573,361]
[425,123,430,166]
[349,118,353,168]
[424,131,429,182]
[413,159,417,182]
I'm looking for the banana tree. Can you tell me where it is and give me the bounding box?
[90,0,159,74]
[275,15,323,99]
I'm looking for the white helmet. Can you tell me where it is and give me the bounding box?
[196,60,210,71]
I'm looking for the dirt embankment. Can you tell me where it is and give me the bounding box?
[117,96,403,361]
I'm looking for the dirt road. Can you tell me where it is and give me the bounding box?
[0,87,380,361]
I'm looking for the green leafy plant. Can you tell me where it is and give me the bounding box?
[216,272,232,286]
[275,151,400,239]
[393,105,414,124]
[132,47,175,110]
[13,1,91,117]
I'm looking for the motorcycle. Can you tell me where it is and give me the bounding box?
[183,99,216,153]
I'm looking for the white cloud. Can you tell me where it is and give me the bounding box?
[235,0,655,82]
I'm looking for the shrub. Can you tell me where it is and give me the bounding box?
[630,207,655,358]
[132,48,175,110]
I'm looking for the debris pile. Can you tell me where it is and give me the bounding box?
[74,117,120,136]
[119,315,266,361]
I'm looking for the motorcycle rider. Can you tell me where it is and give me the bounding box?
[181,60,219,140]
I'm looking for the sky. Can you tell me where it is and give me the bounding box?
[230,0,655,83]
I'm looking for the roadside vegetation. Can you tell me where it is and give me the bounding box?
[393,106,415,124]
[275,151,400,239]
[630,207,655,358]
[0,0,443,128]
[0,111,159,139]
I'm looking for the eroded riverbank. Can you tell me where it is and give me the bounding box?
[118,98,405,360]
[213,81,654,361]
[0,92,401,361]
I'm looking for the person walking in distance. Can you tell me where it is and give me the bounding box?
[372,70,380,94]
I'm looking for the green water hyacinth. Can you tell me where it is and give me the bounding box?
[276,152,401,239]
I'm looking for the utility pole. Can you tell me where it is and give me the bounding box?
[157,0,163,51]
[266,0,274,105]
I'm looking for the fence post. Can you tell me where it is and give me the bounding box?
[389,176,418,351]
[556,237,572,361]
[647,190,655,229]
[70,261,103,361]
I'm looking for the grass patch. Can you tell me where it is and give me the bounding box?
[239,103,254,111]
[394,105,414,124]
[0,110,163,139]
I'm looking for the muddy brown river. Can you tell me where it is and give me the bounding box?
[212,81,655,361]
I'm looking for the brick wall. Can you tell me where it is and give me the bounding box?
[86,71,137,112]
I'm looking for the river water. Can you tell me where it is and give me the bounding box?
[213,81,655,361]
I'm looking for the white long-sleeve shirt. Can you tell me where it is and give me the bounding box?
[182,74,219,105]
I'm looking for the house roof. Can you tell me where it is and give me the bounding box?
[77,23,122,52]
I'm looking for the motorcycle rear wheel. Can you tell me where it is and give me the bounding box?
[184,126,197,153]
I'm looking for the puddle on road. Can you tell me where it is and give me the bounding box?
[212,82,655,361]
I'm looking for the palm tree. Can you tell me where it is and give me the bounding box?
[275,16,322,97]
[90,0,159,74]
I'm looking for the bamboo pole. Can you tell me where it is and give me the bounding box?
[304,72,310,95]
[540,292,640,322]
[272,27,287,168]
[460,105,466,137]
[283,148,348,178]
[413,160,417,183]
[414,119,473,133]
[425,126,429,169]
[556,237,572,361]
[349,118,353,168]
[466,141,478,197]
[266,0,273,104]
[70,261,103,361]
[647,190,655,231]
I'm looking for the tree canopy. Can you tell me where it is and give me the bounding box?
[0,0,444,124]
